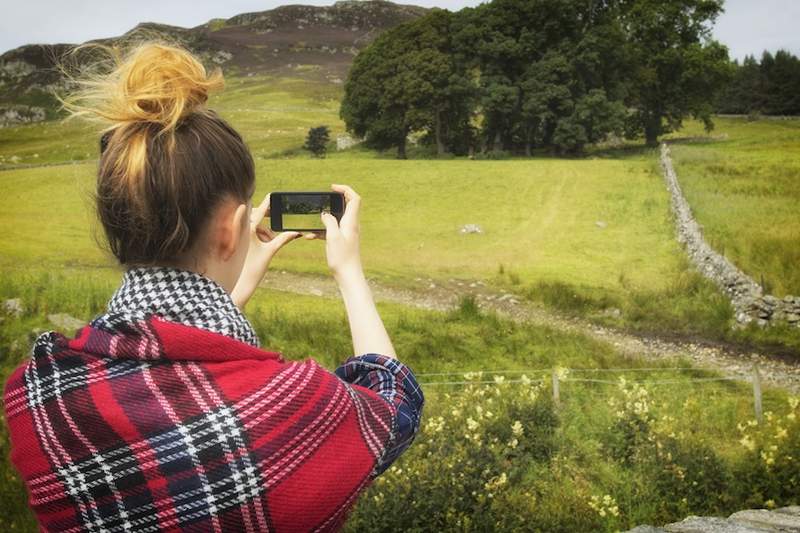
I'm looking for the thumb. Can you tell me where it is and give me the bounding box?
[320,211,340,237]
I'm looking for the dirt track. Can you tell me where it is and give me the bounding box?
[260,270,800,394]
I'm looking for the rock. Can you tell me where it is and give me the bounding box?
[663,516,771,532]
[429,283,436,289]
[459,224,483,234]
[624,507,800,533]
[3,298,24,316]
[336,134,359,151]
[595,220,607,229]
[729,509,800,530]
[47,313,86,332]
[785,313,799,322]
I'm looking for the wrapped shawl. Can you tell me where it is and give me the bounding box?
[3,266,424,532]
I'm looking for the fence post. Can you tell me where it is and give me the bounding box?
[552,369,560,407]
[752,364,763,424]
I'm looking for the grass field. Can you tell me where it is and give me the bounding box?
[667,118,800,297]
[0,155,679,291]
[0,74,345,168]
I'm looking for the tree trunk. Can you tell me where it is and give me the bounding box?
[645,115,661,147]
[397,135,407,159]
[435,109,446,156]
[525,126,532,156]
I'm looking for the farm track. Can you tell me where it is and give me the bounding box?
[260,270,800,393]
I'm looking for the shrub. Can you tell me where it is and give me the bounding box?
[303,125,330,157]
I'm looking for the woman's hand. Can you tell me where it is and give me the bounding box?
[317,184,364,283]
[231,193,309,308]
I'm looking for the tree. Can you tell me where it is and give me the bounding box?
[303,126,330,158]
[619,0,732,146]
[340,28,410,158]
[340,9,475,158]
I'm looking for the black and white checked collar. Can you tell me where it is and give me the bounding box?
[95,265,260,347]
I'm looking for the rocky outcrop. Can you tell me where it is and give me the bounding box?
[660,143,800,329]
[626,505,800,532]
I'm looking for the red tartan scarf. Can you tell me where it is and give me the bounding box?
[3,266,394,532]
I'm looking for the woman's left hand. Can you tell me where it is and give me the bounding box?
[231,193,311,308]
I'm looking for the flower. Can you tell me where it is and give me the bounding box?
[739,435,755,451]
[466,417,479,431]
[493,375,506,385]
[511,420,524,437]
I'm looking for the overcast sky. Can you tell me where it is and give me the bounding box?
[1,0,797,61]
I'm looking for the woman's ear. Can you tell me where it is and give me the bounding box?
[219,201,249,261]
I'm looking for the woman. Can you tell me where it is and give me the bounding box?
[3,41,424,532]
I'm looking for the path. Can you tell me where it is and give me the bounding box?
[260,270,800,394]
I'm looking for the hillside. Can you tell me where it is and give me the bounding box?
[0,0,428,125]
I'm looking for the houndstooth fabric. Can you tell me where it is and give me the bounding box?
[92,265,261,347]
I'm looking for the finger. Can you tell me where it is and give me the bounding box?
[331,184,360,232]
[251,192,271,226]
[320,210,340,239]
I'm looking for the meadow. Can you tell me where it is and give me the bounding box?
[0,269,796,531]
[667,118,800,297]
[1,71,799,530]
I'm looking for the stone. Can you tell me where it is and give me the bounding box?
[663,515,771,532]
[729,509,800,530]
[460,223,483,234]
[625,527,667,533]
[774,506,800,517]
[47,313,86,332]
[595,220,607,228]
[785,313,800,322]
[3,298,24,316]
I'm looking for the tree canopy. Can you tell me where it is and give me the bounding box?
[340,0,734,157]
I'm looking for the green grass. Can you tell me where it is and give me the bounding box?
[2,102,799,353]
[0,153,681,292]
[667,117,800,297]
[0,74,345,168]
[0,270,795,531]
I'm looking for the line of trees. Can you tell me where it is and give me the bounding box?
[716,50,800,116]
[340,0,732,158]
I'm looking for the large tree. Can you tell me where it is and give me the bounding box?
[619,0,732,145]
[340,9,475,158]
[340,26,411,158]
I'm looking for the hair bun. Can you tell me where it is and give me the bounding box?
[57,41,224,137]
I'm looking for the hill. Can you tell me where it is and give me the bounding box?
[0,0,428,125]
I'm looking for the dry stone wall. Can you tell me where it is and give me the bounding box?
[660,143,800,328]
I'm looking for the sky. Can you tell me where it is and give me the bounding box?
[1,0,797,61]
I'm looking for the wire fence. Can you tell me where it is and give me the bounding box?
[415,364,768,422]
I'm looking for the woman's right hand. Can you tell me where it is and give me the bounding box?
[319,183,363,281]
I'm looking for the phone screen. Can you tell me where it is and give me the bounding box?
[282,194,332,230]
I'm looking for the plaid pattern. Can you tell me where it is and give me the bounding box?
[3,266,424,532]
[335,354,424,478]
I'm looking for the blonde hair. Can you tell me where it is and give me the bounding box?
[55,40,255,266]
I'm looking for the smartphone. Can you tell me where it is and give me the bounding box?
[270,191,345,232]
